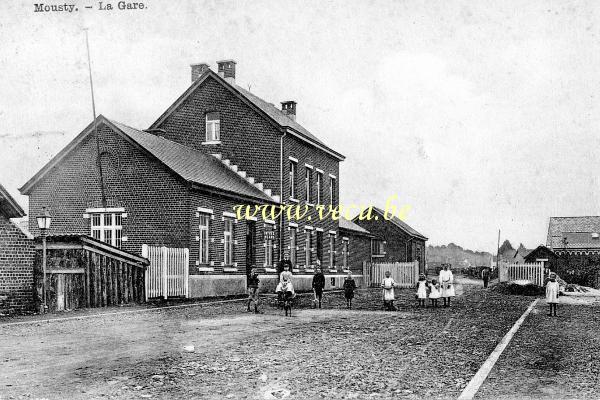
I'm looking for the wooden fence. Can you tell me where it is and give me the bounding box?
[499,262,544,286]
[142,245,189,299]
[34,235,149,312]
[363,261,419,288]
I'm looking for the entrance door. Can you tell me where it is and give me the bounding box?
[56,274,65,311]
[246,221,257,278]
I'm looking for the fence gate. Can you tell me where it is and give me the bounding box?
[363,261,419,288]
[142,245,189,299]
[499,262,544,286]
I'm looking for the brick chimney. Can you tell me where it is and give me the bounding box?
[281,101,296,121]
[217,60,236,84]
[191,63,210,82]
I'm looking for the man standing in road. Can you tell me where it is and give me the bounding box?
[481,267,490,289]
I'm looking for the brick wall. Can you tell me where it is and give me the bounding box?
[188,191,280,275]
[27,123,191,256]
[281,134,341,269]
[340,229,372,274]
[155,76,283,197]
[0,215,35,313]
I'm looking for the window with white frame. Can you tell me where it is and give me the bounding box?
[223,218,234,265]
[205,112,220,142]
[330,176,337,205]
[290,227,297,267]
[372,239,385,256]
[265,227,274,267]
[289,160,297,199]
[342,239,349,268]
[329,233,336,268]
[199,214,210,264]
[316,172,322,204]
[305,230,312,267]
[305,167,312,203]
[91,212,123,248]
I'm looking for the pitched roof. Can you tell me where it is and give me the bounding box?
[0,183,25,218]
[339,217,373,236]
[20,116,277,204]
[547,216,600,249]
[524,245,557,261]
[369,207,428,240]
[149,69,345,161]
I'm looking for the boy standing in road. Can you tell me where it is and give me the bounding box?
[312,262,326,309]
[247,267,261,314]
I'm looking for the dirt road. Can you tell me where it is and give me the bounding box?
[0,281,598,399]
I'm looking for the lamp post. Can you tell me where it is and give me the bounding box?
[36,207,52,312]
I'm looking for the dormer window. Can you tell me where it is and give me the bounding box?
[205,112,220,142]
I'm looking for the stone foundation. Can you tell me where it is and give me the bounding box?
[188,275,248,298]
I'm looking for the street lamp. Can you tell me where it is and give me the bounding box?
[36,207,51,312]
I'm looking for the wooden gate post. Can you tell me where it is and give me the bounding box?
[162,246,168,299]
[184,248,190,298]
[142,245,149,301]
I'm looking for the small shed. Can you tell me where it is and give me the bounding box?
[34,235,149,312]
[524,245,558,271]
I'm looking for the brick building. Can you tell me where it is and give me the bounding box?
[0,183,35,314]
[20,60,351,297]
[353,207,427,272]
[339,217,373,273]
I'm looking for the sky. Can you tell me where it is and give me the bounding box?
[1,0,599,253]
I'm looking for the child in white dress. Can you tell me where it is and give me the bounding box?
[428,279,441,308]
[381,271,397,311]
[546,272,559,317]
[438,265,455,307]
[416,274,428,307]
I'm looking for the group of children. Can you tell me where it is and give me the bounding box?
[380,265,455,311]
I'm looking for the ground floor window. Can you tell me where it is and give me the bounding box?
[372,239,385,256]
[329,233,336,268]
[264,225,275,267]
[290,227,297,267]
[342,239,349,268]
[199,214,210,264]
[90,211,123,248]
[305,230,312,267]
[224,218,234,265]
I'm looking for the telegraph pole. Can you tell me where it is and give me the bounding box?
[84,28,107,207]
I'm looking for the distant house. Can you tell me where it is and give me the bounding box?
[513,246,532,263]
[0,183,35,314]
[546,216,600,287]
[547,216,600,256]
[353,207,427,272]
[524,245,557,271]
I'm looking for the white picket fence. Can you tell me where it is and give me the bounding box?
[142,245,189,299]
[499,262,544,286]
[364,261,419,288]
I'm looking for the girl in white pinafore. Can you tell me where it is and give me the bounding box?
[438,265,455,307]
[429,279,441,308]
[381,271,397,311]
[416,274,428,307]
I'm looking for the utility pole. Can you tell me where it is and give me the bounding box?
[496,229,501,268]
[84,28,107,208]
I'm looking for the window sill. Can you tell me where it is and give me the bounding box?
[202,140,221,145]
[372,254,385,258]
[288,197,299,203]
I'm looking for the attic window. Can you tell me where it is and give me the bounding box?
[205,112,220,142]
